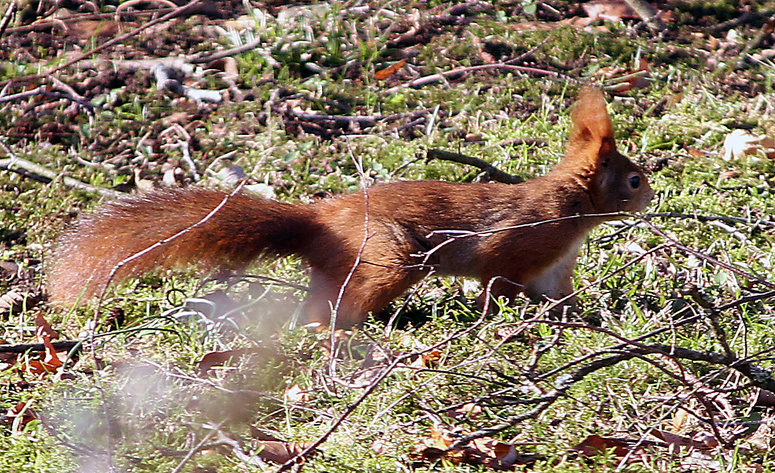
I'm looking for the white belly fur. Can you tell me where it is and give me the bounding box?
[524,237,585,300]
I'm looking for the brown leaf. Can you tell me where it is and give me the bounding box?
[752,388,775,407]
[446,402,484,421]
[375,59,407,80]
[0,290,41,316]
[207,57,239,76]
[254,440,315,464]
[570,434,629,457]
[413,429,528,469]
[470,437,521,469]
[35,312,58,341]
[27,336,64,375]
[196,349,245,377]
[651,429,711,451]
[6,401,39,429]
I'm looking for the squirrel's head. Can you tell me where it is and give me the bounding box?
[560,87,654,214]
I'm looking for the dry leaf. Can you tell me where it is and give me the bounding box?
[583,0,638,21]
[207,57,239,77]
[254,440,315,464]
[0,290,41,316]
[570,434,629,457]
[672,407,689,432]
[26,336,64,375]
[752,388,775,407]
[413,428,528,469]
[421,349,442,367]
[196,349,244,377]
[719,170,738,180]
[447,403,484,421]
[598,57,650,92]
[687,148,706,158]
[6,401,39,430]
[375,59,407,80]
[759,136,775,158]
[651,429,711,451]
[35,312,58,341]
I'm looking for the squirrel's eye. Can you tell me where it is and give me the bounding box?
[629,174,641,189]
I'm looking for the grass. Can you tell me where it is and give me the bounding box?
[1,0,775,471]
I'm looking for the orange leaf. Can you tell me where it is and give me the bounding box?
[571,434,629,457]
[254,441,316,464]
[196,349,245,377]
[375,59,406,80]
[35,312,58,341]
[26,336,63,375]
[6,401,39,429]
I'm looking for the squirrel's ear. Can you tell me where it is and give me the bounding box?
[564,87,616,166]
[568,87,614,146]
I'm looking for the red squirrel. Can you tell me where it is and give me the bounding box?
[48,88,654,327]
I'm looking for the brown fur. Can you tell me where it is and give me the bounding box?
[48,88,654,327]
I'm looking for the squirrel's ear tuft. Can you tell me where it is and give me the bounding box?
[568,87,614,146]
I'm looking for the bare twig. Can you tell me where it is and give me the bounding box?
[170,423,221,473]
[386,63,581,93]
[448,352,636,448]
[0,141,123,198]
[645,211,775,228]
[153,64,222,104]
[0,2,16,39]
[707,10,772,34]
[188,37,272,65]
[0,340,81,354]
[639,217,775,290]
[426,148,523,184]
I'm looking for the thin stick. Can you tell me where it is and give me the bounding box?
[387,63,581,94]
[426,148,522,184]
[0,140,123,198]
[0,340,81,353]
[0,2,16,39]
[638,217,775,290]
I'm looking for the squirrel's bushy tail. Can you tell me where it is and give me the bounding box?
[48,188,318,306]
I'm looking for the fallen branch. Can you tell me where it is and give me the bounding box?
[153,64,222,104]
[0,141,123,199]
[0,340,81,354]
[0,78,93,109]
[0,2,16,39]
[0,0,203,89]
[646,211,775,228]
[387,63,581,93]
[426,149,522,184]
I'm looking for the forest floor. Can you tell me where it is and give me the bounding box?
[2,0,775,471]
